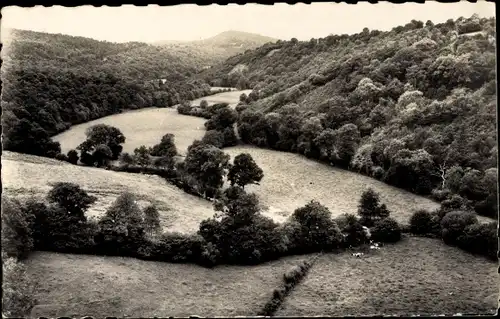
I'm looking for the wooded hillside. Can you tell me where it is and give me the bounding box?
[1,29,212,156]
[201,15,498,218]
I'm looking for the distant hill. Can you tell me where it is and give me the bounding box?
[154,30,278,66]
[2,28,215,78]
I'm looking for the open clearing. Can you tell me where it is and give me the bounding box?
[25,251,306,318]
[277,237,498,316]
[190,89,252,108]
[224,145,494,224]
[224,145,442,224]
[1,151,214,234]
[52,108,206,156]
[52,90,251,155]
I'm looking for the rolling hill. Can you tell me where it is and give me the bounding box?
[154,30,277,66]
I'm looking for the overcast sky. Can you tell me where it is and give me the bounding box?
[1,2,496,43]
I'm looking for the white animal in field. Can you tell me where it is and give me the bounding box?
[352,252,364,258]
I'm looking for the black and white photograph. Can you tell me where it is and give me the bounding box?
[0,1,498,317]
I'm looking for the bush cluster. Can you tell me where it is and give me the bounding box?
[1,197,34,260]
[371,217,402,243]
[7,182,404,269]
[409,209,497,260]
[260,259,315,316]
[2,257,37,318]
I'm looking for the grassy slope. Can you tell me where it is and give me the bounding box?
[26,251,305,318]
[1,151,214,234]
[277,237,498,316]
[52,108,206,156]
[51,90,252,155]
[224,145,440,224]
[189,89,253,108]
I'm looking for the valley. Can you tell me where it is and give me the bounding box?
[1,7,497,319]
[48,89,447,226]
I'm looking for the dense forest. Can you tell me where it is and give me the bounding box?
[200,15,498,218]
[1,29,213,156]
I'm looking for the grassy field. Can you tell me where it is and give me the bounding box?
[277,237,498,316]
[52,90,251,155]
[224,146,495,224]
[209,86,237,92]
[190,89,252,108]
[223,146,443,224]
[52,108,206,156]
[1,151,214,234]
[25,251,306,318]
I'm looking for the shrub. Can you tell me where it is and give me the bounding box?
[227,153,264,189]
[95,192,145,256]
[119,152,136,167]
[260,259,314,316]
[133,145,151,167]
[202,130,225,148]
[67,149,79,165]
[137,233,204,263]
[441,194,470,211]
[200,100,209,109]
[2,258,36,318]
[440,211,478,245]
[430,188,451,201]
[288,201,344,253]
[371,217,402,243]
[55,153,68,162]
[92,144,113,167]
[80,151,94,166]
[177,101,192,115]
[334,213,369,247]
[152,155,175,170]
[372,166,385,180]
[38,204,97,253]
[222,127,239,147]
[283,261,311,286]
[457,222,498,260]
[149,133,177,158]
[357,188,390,227]
[235,104,248,114]
[47,182,96,219]
[143,205,161,236]
[409,209,436,235]
[1,197,34,259]
[199,242,221,267]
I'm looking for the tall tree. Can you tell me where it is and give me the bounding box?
[183,143,230,197]
[149,133,178,158]
[227,153,264,189]
[77,124,126,160]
